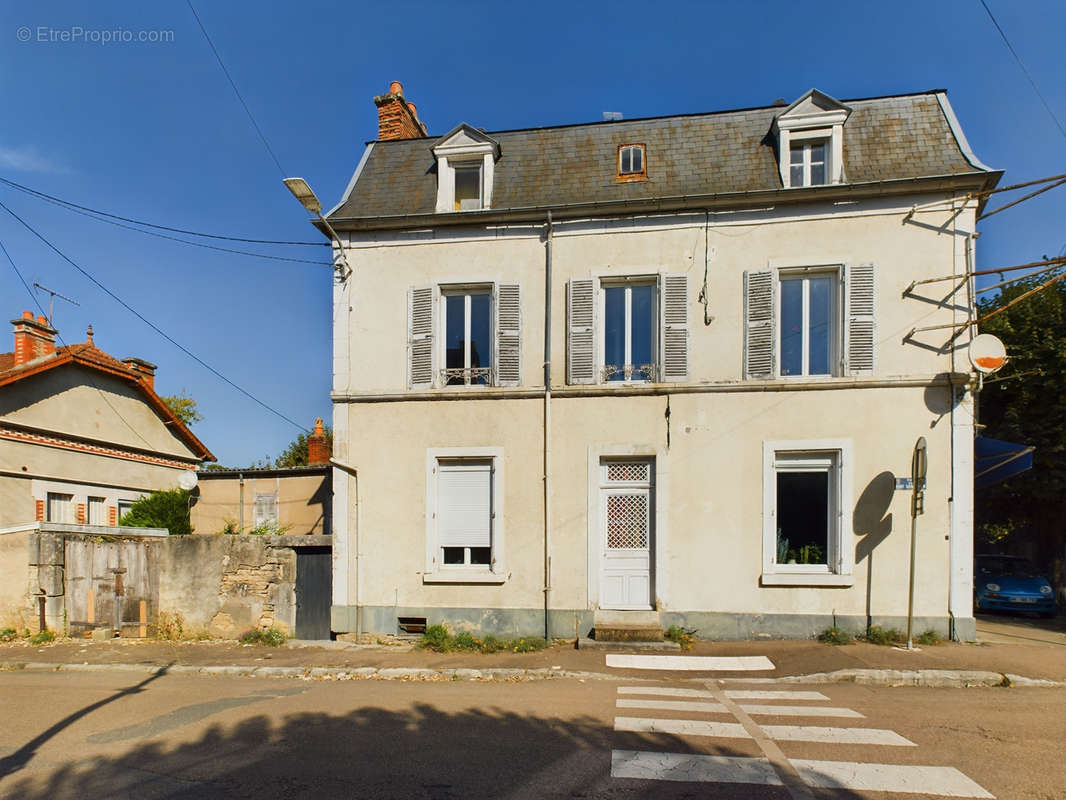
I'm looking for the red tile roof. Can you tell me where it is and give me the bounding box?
[0,341,215,461]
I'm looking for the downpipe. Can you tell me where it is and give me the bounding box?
[543,210,553,641]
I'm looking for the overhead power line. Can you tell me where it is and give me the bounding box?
[0,198,308,433]
[978,0,1066,142]
[186,0,287,177]
[0,176,325,246]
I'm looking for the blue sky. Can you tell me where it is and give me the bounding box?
[1,1,1063,466]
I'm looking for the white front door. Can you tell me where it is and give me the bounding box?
[599,459,654,610]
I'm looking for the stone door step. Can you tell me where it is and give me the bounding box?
[578,637,681,651]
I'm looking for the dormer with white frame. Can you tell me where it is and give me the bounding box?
[433,124,501,212]
[773,89,851,189]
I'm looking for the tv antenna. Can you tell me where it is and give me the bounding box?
[32,282,80,328]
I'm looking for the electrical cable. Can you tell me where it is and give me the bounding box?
[3,185,333,266]
[0,198,309,433]
[0,176,326,246]
[978,0,1066,142]
[186,0,288,177]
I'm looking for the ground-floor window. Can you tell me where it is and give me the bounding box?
[424,448,506,583]
[762,439,853,585]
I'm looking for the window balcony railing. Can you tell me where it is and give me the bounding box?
[441,367,494,386]
[602,363,658,383]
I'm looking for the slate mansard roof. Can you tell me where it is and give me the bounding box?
[328,90,999,227]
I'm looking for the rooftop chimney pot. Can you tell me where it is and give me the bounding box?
[10,311,57,366]
[374,80,428,141]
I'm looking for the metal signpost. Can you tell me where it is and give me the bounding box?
[906,437,927,650]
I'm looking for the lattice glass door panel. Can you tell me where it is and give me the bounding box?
[605,492,650,550]
[605,461,651,484]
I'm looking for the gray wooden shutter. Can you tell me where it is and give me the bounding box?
[408,285,436,389]
[567,278,596,384]
[845,263,876,376]
[744,270,775,380]
[494,282,521,387]
[660,274,689,382]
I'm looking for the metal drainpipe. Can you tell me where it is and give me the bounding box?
[238,473,244,531]
[543,210,553,641]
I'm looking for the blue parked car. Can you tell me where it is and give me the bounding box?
[974,555,1058,617]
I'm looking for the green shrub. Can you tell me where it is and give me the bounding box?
[664,625,696,650]
[0,627,18,643]
[480,634,502,653]
[509,637,548,653]
[451,631,480,651]
[120,489,192,535]
[29,629,56,645]
[420,624,452,652]
[239,627,286,646]
[818,625,853,645]
[863,625,904,646]
[915,629,941,646]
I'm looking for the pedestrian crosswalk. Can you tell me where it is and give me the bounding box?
[607,669,994,798]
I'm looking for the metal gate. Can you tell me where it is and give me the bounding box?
[294,547,331,640]
[65,539,157,637]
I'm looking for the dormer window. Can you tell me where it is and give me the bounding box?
[773,89,851,189]
[617,144,647,181]
[454,164,482,210]
[789,138,828,187]
[432,124,501,213]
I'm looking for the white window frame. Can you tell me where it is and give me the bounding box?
[618,144,645,177]
[762,439,853,587]
[598,277,658,384]
[439,285,493,387]
[788,132,829,187]
[452,161,483,210]
[432,126,498,213]
[777,266,841,378]
[32,478,143,527]
[424,447,506,584]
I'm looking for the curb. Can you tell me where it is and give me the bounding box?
[1,661,1063,688]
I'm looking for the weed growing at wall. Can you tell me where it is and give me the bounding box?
[664,625,696,650]
[915,629,941,645]
[862,625,905,646]
[239,627,286,646]
[418,624,549,654]
[28,630,56,645]
[817,625,854,645]
[0,627,18,642]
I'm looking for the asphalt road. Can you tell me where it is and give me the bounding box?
[0,669,1062,800]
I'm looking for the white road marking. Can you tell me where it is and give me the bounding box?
[740,704,863,718]
[616,717,913,746]
[763,725,915,746]
[791,760,994,798]
[616,698,727,713]
[611,749,782,785]
[614,716,750,738]
[725,690,829,701]
[606,654,775,671]
[618,686,715,698]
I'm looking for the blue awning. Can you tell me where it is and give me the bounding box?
[975,437,1034,489]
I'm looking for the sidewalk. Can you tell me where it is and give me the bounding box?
[2,625,1063,686]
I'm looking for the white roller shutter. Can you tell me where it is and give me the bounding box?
[567,278,596,384]
[744,269,775,380]
[660,273,689,382]
[494,282,521,386]
[438,461,492,548]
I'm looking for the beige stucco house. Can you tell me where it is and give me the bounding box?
[317,85,1000,641]
[0,312,214,529]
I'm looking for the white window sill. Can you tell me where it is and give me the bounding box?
[760,572,854,587]
[422,571,508,585]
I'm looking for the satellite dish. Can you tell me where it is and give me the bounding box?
[177,471,198,491]
[969,334,1007,374]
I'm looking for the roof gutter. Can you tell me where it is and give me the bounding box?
[321,172,1002,234]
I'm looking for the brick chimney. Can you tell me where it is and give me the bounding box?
[373,81,428,141]
[11,311,56,366]
[122,357,157,391]
[307,417,330,465]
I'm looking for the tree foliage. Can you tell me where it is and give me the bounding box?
[274,425,333,468]
[160,389,203,427]
[119,489,193,536]
[975,270,1066,567]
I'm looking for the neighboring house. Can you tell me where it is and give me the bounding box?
[191,419,333,535]
[319,84,999,641]
[0,311,214,529]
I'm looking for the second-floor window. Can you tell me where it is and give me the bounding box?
[453,163,482,210]
[603,281,657,382]
[443,289,492,385]
[789,140,828,187]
